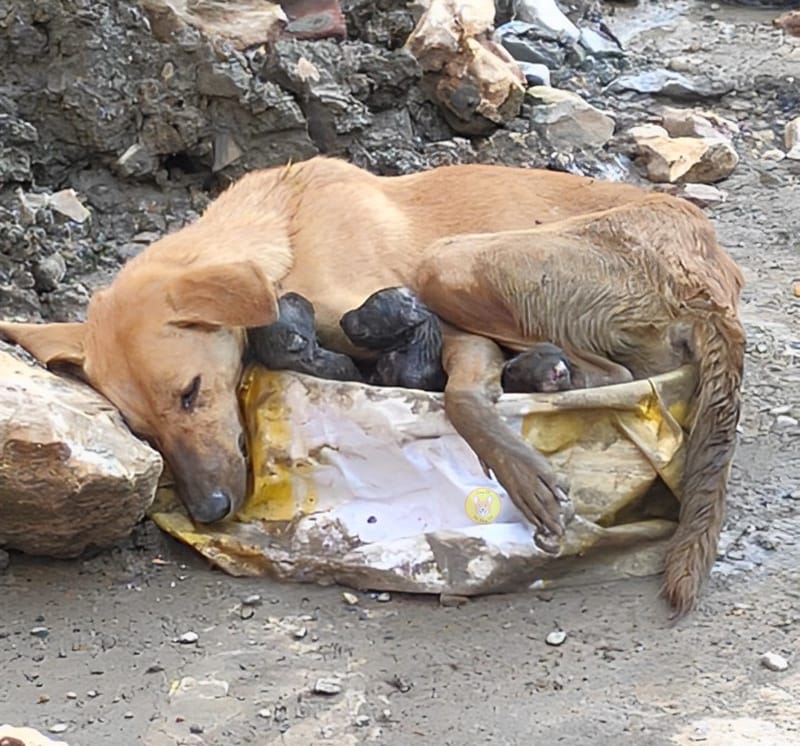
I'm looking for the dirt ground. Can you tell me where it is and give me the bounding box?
[2,2,799,744]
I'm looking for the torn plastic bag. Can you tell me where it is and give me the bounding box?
[150,365,695,595]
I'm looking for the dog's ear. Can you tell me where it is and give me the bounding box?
[0,321,87,374]
[166,261,280,329]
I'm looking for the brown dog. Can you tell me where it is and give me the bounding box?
[0,157,744,616]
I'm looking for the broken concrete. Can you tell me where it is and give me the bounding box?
[0,347,162,558]
[628,124,739,183]
[527,86,615,148]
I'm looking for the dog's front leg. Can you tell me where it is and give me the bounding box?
[441,328,572,550]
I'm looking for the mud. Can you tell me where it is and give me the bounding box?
[1,1,799,744]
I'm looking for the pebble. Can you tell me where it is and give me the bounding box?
[175,631,199,644]
[257,708,271,719]
[376,592,391,603]
[761,651,789,672]
[123,711,134,719]
[770,405,792,415]
[49,723,68,734]
[354,714,370,727]
[66,691,77,699]
[775,415,799,429]
[241,594,262,607]
[292,626,308,640]
[546,629,567,646]
[439,594,469,608]
[30,626,49,639]
[342,592,359,605]
[313,678,343,695]
[87,689,99,698]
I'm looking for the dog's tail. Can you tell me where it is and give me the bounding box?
[662,308,745,617]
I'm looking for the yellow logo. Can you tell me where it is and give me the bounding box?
[465,487,502,524]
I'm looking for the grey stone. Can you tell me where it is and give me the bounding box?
[609,69,734,101]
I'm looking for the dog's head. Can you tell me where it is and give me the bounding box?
[0,259,279,524]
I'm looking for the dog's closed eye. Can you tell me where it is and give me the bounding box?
[180,375,201,412]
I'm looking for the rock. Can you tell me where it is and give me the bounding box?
[48,724,68,735]
[653,183,728,208]
[579,27,624,58]
[512,0,580,43]
[47,190,91,223]
[517,62,551,86]
[0,348,162,558]
[628,125,738,183]
[115,144,160,179]
[342,591,359,605]
[406,0,525,134]
[175,631,199,644]
[313,678,343,695]
[494,21,567,69]
[774,9,800,36]
[375,592,391,602]
[241,594,262,607]
[30,626,49,639]
[140,0,288,50]
[527,86,615,148]
[659,107,739,141]
[609,69,733,101]
[761,651,789,672]
[775,415,799,429]
[32,253,67,293]
[546,629,567,646]
[282,0,347,41]
[784,117,800,159]
[0,725,69,745]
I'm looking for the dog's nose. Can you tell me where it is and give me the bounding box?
[190,489,232,524]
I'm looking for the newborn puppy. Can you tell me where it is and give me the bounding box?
[340,287,447,391]
[502,342,573,393]
[249,292,363,382]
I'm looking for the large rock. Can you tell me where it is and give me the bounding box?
[0,347,162,558]
[527,86,615,148]
[628,124,739,184]
[405,0,525,134]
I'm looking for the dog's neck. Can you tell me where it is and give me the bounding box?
[133,163,301,282]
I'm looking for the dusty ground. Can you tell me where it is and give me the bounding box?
[1,2,799,744]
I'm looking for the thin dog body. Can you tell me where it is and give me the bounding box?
[0,156,744,615]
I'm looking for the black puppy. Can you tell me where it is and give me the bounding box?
[340,287,447,392]
[502,342,573,393]
[248,292,363,382]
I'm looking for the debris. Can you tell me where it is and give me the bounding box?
[512,0,580,43]
[493,21,566,69]
[342,592,359,605]
[354,714,370,727]
[527,86,615,148]
[212,133,244,173]
[406,0,525,134]
[0,351,162,559]
[48,724,68,735]
[439,594,469,608]
[653,183,728,208]
[313,678,343,695]
[375,592,392,602]
[760,651,789,672]
[659,107,739,142]
[784,117,800,159]
[175,631,199,644]
[628,124,738,183]
[47,190,91,223]
[114,143,160,179]
[0,725,69,745]
[387,674,413,693]
[241,594,263,607]
[517,62,551,86]
[609,69,733,101]
[32,254,67,293]
[546,629,567,646]
[579,27,624,58]
[30,626,49,639]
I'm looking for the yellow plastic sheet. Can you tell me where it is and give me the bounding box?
[150,365,696,595]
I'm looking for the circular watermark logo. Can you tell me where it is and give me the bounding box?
[465,487,502,524]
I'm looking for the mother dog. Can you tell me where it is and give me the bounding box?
[0,157,744,616]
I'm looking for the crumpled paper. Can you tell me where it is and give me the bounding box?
[150,365,696,595]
